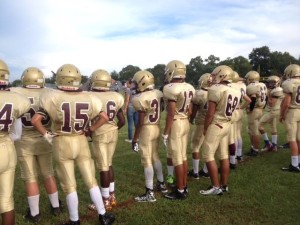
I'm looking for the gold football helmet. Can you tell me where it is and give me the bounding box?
[266,75,281,89]
[198,73,211,89]
[211,65,233,84]
[164,60,186,83]
[284,64,300,79]
[132,70,154,92]
[0,59,10,86]
[245,71,260,84]
[55,64,82,90]
[21,67,45,88]
[90,69,111,91]
[232,71,241,83]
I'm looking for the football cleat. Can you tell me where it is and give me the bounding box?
[51,200,63,216]
[103,198,112,211]
[279,143,289,149]
[246,148,259,157]
[23,209,41,223]
[99,212,116,225]
[135,188,156,202]
[199,169,210,178]
[230,163,237,170]
[164,189,186,200]
[60,220,80,225]
[199,186,223,196]
[236,155,243,161]
[166,175,175,186]
[188,169,200,179]
[109,193,117,207]
[184,186,189,196]
[221,185,229,193]
[155,181,168,193]
[281,164,300,173]
[261,143,273,152]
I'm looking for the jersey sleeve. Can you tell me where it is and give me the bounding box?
[89,94,103,119]
[270,87,284,98]
[282,80,293,94]
[163,84,179,101]
[246,83,259,96]
[208,85,221,103]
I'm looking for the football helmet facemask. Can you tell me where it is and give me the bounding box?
[21,67,45,88]
[55,64,82,91]
[132,70,154,92]
[164,60,186,83]
[0,59,10,86]
[90,69,111,91]
[266,75,280,89]
[211,65,233,84]
[245,71,260,84]
[284,64,300,79]
[198,73,211,89]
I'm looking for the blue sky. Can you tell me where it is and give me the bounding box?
[0,0,299,81]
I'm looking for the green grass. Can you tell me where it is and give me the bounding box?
[11,112,300,225]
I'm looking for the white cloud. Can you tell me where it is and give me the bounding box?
[0,0,299,81]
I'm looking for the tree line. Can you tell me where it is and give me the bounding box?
[11,45,300,87]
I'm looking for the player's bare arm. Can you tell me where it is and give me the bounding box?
[280,94,291,122]
[203,101,216,135]
[116,109,126,130]
[189,103,199,124]
[89,111,109,132]
[241,94,252,109]
[163,100,176,136]
[31,113,47,135]
[132,111,145,143]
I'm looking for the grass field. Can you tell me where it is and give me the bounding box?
[11,112,300,225]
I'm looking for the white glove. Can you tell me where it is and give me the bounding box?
[132,141,139,153]
[162,134,168,148]
[43,131,57,145]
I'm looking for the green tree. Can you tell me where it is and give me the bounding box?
[249,46,271,77]
[186,56,205,85]
[270,51,298,75]
[204,55,220,73]
[111,70,119,80]
[119,65,141,81]
[11,79,22,87]
[147,64,165,87]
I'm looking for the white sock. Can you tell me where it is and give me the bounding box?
[144,166,154,190]
[272,135,277,145]
[167,165,174,176]
[100,187,110,199]
[109,182,115,193]
[66,192,79,221]
[230,156,236,164]
[193,159,200,173]
[262,133,269,141]
[298,155,300,164]
[153,161,164,183]
[237,139,242,156]
[202,163,208,173]
[28,195,40,216]
[48,191,59,208]
[291,156,299,167]
[89,186,105,215]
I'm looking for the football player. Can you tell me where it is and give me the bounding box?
[162,60,195,200]
[199,65,241,195]
[280,64,300,172]
[31,64,115,225]
[87,69,125,211]
[0,59,31,225]
[258,75,283,152]
[188,73,211,178]
[245,71,267,156]
[228,72,251,168]
[130,70,167,202]
[11,67,62,222]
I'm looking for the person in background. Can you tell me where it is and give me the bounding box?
[131,70,167,202]
[280,64,300,173]
[124,79,138,143]
[11,67,62,223]
[0,59,31,225]
[87,69,125,211]
[162,60,195,200]
[31,64,115,225]
[188,73,211,179]
[200,65,241,196]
